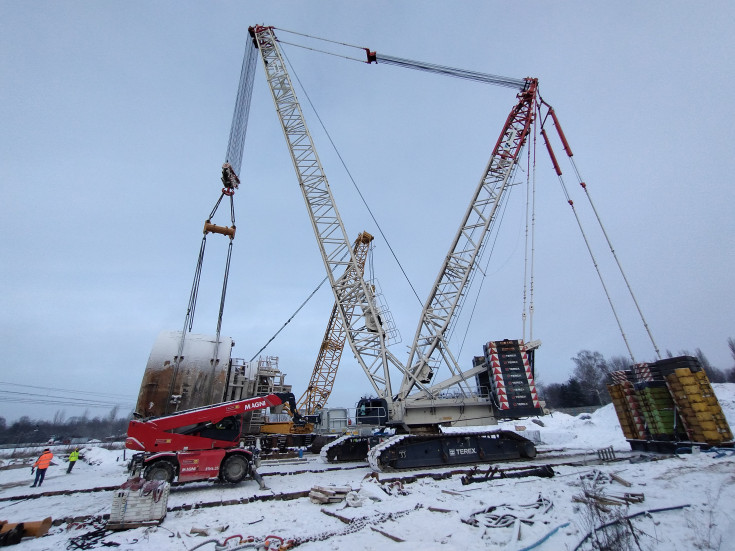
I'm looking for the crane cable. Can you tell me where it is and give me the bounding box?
[564,142,661,361]
[280,45,423,306]
[539,100,661,362]
[273,26,527,90]
[168,38,256,412]
[537,104,637,364]
[248,275,330,362]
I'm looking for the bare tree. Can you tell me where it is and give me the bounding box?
[726,338,735,383]
[607,355,632,374]
[572,350,610,404]
[695,348,726,383]
[52,410,66,425]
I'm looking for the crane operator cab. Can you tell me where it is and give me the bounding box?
[356,398,389,427]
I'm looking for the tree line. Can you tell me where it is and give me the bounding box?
[540,338,735,409]
[0,407,131,446]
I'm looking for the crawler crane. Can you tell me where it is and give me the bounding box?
[249,25,543,470]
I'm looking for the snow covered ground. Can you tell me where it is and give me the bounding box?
[1,384,734,550]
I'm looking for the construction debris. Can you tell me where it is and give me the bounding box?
[0,517,51,539]
[107,478,169,530]
[370,526,404,542]
[578,469,633,488]
[596,446,616,462]
[0,517,52,547]
[344,491,365,508]
[461,464,554,485]
[65,524,114,551]
[428,506,454,514]
[573,491,645,509]
[574,504,690,551]
[309,485,352,504]
[463,495,553,530]
[610,473,632,487]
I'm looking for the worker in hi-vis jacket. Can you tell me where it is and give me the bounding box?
[31,448,54,487]
[67,448,79,473]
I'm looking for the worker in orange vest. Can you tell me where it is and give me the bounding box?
[30,448,54,487]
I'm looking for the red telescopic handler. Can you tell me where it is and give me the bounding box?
[126,392,304,486]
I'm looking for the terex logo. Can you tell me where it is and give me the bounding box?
[449,447,477,456]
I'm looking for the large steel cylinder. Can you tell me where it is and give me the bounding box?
[135,331,233,417]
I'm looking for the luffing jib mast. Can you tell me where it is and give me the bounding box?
[298,232,375,415]
[249,26,406,405]
[402,80,538,402]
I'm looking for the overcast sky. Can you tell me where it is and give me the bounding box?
[2,1,734,423]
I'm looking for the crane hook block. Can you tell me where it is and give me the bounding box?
[221,163,240,191]
[203,220,236,239]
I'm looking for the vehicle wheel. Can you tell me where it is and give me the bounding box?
[221,454,250,484]
[143,460,175,483]
[520,441,537,459]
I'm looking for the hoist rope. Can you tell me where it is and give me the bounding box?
[169,189,237,413]
[522,107,539,342]
[186,237,208,333]
[281,46,423,306]
[167,36,256,411]
[521,129,531,341]
[530,126,537,341]
[225,38,258,176]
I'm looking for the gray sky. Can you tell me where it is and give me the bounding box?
[2,1,734,423]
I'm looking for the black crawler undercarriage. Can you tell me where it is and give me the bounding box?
[324,430,537,471]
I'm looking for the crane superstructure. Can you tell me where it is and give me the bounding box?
[249,25,540,469]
